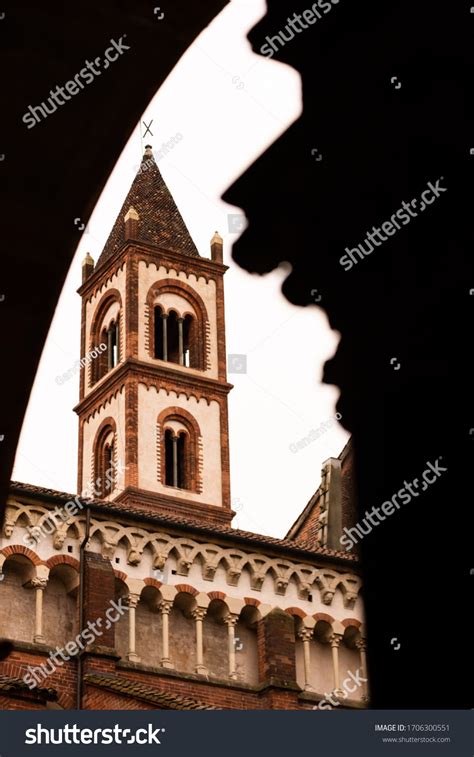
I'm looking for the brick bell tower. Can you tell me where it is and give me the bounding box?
[74,145,233,526]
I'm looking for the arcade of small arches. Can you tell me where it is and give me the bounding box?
[2,504,361,607]
[0,549,366,695]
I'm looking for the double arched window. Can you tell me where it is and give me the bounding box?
[164,428,189,489]
[158,408,201,493]
[154,307,195,367]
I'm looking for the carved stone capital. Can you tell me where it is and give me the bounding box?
[330,633,343,648]
[297,628,314,643]
[224,613,239,628]
[159,600,173,615]
[124,593,140,609]
[356,638,367,652]
[31,577,48,590]
[191,607,207,623]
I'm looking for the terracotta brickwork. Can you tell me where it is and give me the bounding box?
[0,149,365,711]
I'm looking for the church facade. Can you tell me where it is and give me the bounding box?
[0,147,366,710]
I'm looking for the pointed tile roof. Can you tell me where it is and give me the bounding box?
[96,145,200,268]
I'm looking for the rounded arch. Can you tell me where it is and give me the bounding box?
[45,554,80,572]
[157,407,202,493]
[1,544,42,567]
[146,279,209,369]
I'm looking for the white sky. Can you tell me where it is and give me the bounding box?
[12,0,348,538]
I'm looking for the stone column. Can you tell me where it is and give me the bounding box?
[178,317,184,365]
[161,313,168,361]
[31,577,48,643]
[159,600,174,669]
[107,325,114,370]
[115,319,120,363]
[192,607,208,675]
[356,638,369,701]
[224,613,239,680]
[298,627,314,690]
[125,593,140,662]
[172,435,178,487]
[330,633,343,693]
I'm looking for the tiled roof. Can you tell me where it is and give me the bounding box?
[95,146,199,269]
[9,481,357,565]
[0,674,57,700]
[84,673,219,710]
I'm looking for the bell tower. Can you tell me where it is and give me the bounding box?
[75,146,233,526]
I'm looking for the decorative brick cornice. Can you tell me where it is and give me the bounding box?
[74,358,232,419]
[78,242,228,302]
[112,486,233,527]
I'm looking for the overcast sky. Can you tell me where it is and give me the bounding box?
[12,0,348,538]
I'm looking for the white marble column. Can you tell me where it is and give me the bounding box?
[192,607,208,675]
[178,317,184,365]
[330,633,343,693]
[356,637,369,701]
[159,600,174,669]
[31,577,48,644]
[298,627,314,690]
[224,613,239,680]
[125,593,140,662]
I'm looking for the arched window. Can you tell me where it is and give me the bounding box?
[158,409,201,493]
[90,293,121,385]
[148,281,207,370]
[94,424,116,497]
[164,428,189,489]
